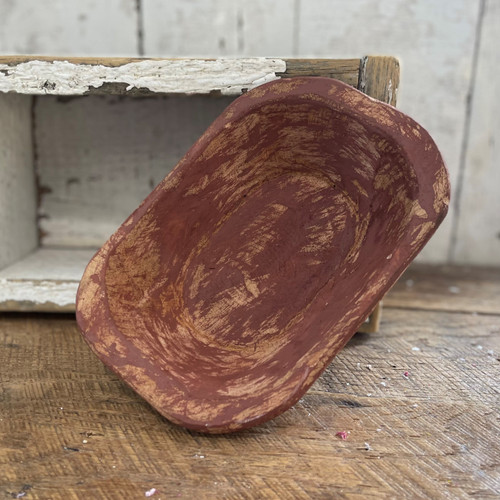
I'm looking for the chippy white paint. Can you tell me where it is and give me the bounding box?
[0,279,78,309]
[0,248,95,310]
[0,58,286,95]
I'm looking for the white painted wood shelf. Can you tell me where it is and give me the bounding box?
[0,248,96,311]
[0,55,387,331]
[0,57,286,96]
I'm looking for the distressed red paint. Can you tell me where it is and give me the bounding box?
[76,77,450,433]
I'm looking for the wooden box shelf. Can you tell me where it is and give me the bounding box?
[0,55,399,332]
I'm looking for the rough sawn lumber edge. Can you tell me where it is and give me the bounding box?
[359,55,400,107]
[0,56,361,96]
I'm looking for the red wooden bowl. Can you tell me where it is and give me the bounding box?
[76,77,449,433]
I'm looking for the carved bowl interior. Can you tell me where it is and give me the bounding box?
[76,77,449,433]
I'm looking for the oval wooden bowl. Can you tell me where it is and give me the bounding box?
[76,77,450,433]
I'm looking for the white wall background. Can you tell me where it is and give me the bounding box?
[0,0,498,267]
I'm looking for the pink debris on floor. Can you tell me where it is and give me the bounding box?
[404,371,410,377]
[336,431,350,440]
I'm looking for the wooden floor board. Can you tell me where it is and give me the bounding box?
[0,266,499,499]
[385,264,500,315]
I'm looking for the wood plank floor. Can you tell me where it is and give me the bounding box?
[1,265,499,499]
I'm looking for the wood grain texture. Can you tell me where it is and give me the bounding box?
[76,77,449,433]
[453,0,500,266]
[0,94,37,271]
[1,266,499,498]
[0,57,287,96]
[356,55,398,334]
[359,56,400,106]
[0,56,362,97]
[280,59,360,87]
[386,264,500,315]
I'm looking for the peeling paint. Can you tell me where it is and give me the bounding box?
[0,248,94,311]
[0,58,286,96]
[0,278,78,308]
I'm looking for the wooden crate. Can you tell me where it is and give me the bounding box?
[0,55,399,332]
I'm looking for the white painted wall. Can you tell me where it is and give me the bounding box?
[0,0,138,56]
[35,94,232,247]
[0,0,497,266]
[0,94,37,270]
[453,0,500,266]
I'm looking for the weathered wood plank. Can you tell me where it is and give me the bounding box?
[359,301,382,334]
[359,56,399,106]
[355,54,402,332]
[297,0,482,264]
[1,289,498,498]
[0,0,138,57]
[0,57,287,96]
[0,56,363,96]
[0,249,95,312]
[453,0,500,266]
[280,58,360,87]
[0,94,37,271]
[385,264,500,315]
